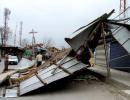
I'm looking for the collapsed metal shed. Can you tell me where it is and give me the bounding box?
[0,56,88,97]
[65,10,115,52]
[1,8,130,98]
[19,57,88,95]
[65,8,130,74]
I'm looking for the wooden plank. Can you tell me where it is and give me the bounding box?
[60,57,75,65]
[0,71,16,85]
[57,63,75,75]
[35,74,47,85]
[58,65,72,75]
[9,78,13,86]
[17,73,21,96]
[17,83,20,96]
[52,61,81,75]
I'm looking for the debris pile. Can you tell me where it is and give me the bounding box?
[1,8,130,97]
[9,49,70,84]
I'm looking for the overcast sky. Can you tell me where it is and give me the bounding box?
[0,0,129,47]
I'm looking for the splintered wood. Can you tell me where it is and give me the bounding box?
[10,49,70,83]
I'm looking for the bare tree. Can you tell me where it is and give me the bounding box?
[42,37,54,48]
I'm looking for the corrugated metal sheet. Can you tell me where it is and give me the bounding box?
[111,24,130,54]
[5,87,18,98]
[65,21,100,51]
[89,44,108,77]
[95,44,107,66]
[65,10,114,51]
[19,57,87,95]
[20,75,44,95]
[110,41,130,72]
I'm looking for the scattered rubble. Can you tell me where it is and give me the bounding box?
[1,8,130,98]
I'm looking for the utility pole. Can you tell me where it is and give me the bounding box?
[3,8,11,47]
[14,23,17,47]
[120,0,127,19]
[19,21,23,46]
[0,27,4,47]
[0,27,4,56]
[29,29,37,57]
[14,33,16,47]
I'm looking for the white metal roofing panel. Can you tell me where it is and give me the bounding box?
[38,65,57,75]
[67,63,86,73]
[20,75,43,90]
[37,59,79,80]
[57,57,73,65]
[38,57,77,77]
[5,88,18,98]
[44,71,69,84]
[52,59,79,74]
[113,27,130,44]
[111,24,130,54]
[20,81,43,95]
[61,59,79,69]
[19,57,87,96]
[65,13,109,40]
[38,68,57,80]
[44,63,86,84]
[64,12,112,51]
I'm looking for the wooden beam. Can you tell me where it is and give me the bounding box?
[35,74,47,85]
[57,64,72,75]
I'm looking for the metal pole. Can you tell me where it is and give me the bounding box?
[29,29,37,58]
[14,23,17,47]
[102,23,111,78]
[0,28,4,56]
[19,21,23,46]
[4,10,7,47]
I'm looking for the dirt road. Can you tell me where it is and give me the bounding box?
[1,75,129,100]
